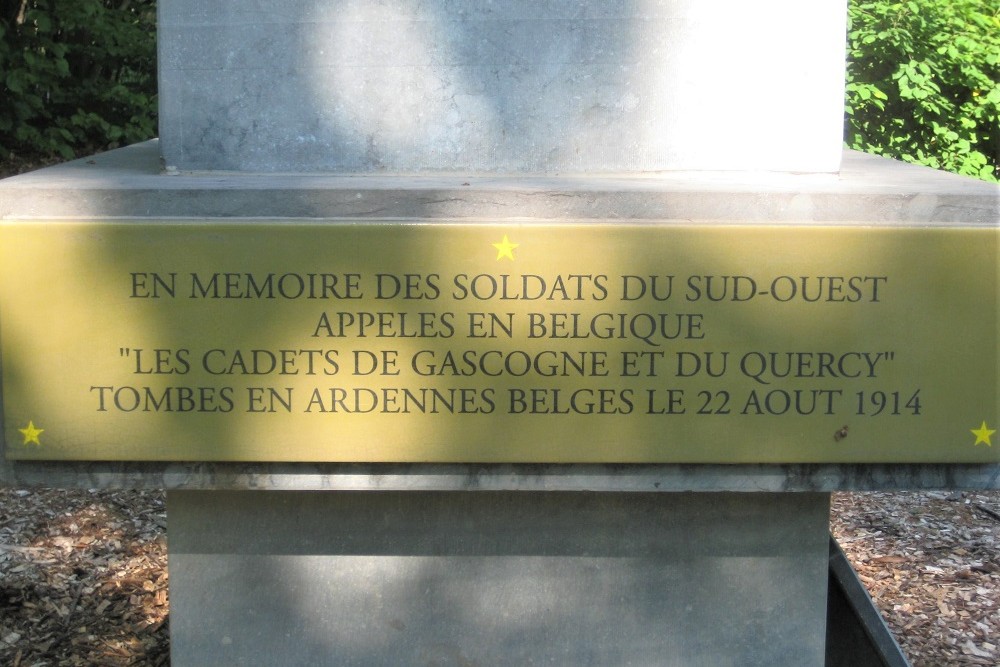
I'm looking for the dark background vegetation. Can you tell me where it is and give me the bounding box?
[0,0,156,175]
[1,0,997,180]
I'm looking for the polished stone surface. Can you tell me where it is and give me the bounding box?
[158,0,846,173]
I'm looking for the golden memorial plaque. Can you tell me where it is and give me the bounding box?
[0,222,996,463]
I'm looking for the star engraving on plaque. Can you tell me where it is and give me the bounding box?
[492,235,519,261]
[970,421,995,447]
[19,421,44,446]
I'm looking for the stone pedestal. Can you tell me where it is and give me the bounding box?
[1,143,995,667]
[1,0,997,663]
[168,490,831,666]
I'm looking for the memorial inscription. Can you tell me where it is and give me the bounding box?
[1,221,996,463]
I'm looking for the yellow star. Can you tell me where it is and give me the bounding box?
[970,421,995,446]
[492,235,519,261]
[19,421,44,446]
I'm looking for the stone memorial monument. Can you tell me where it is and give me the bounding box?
[1,1,997,665]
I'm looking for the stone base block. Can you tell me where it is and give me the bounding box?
[168,490,830,666]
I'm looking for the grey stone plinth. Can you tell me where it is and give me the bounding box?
[168,490,831,666]
[158,0,847,173]
[1,141,996,224]
[2,461,999,493]
[1,143,997,491]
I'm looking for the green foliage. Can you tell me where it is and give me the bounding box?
[846,0,1000,182]
[0,0,156,161]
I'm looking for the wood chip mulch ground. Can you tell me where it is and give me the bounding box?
[0,490,168,667]
[831,491,1000,666]
[0,488,997,666]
